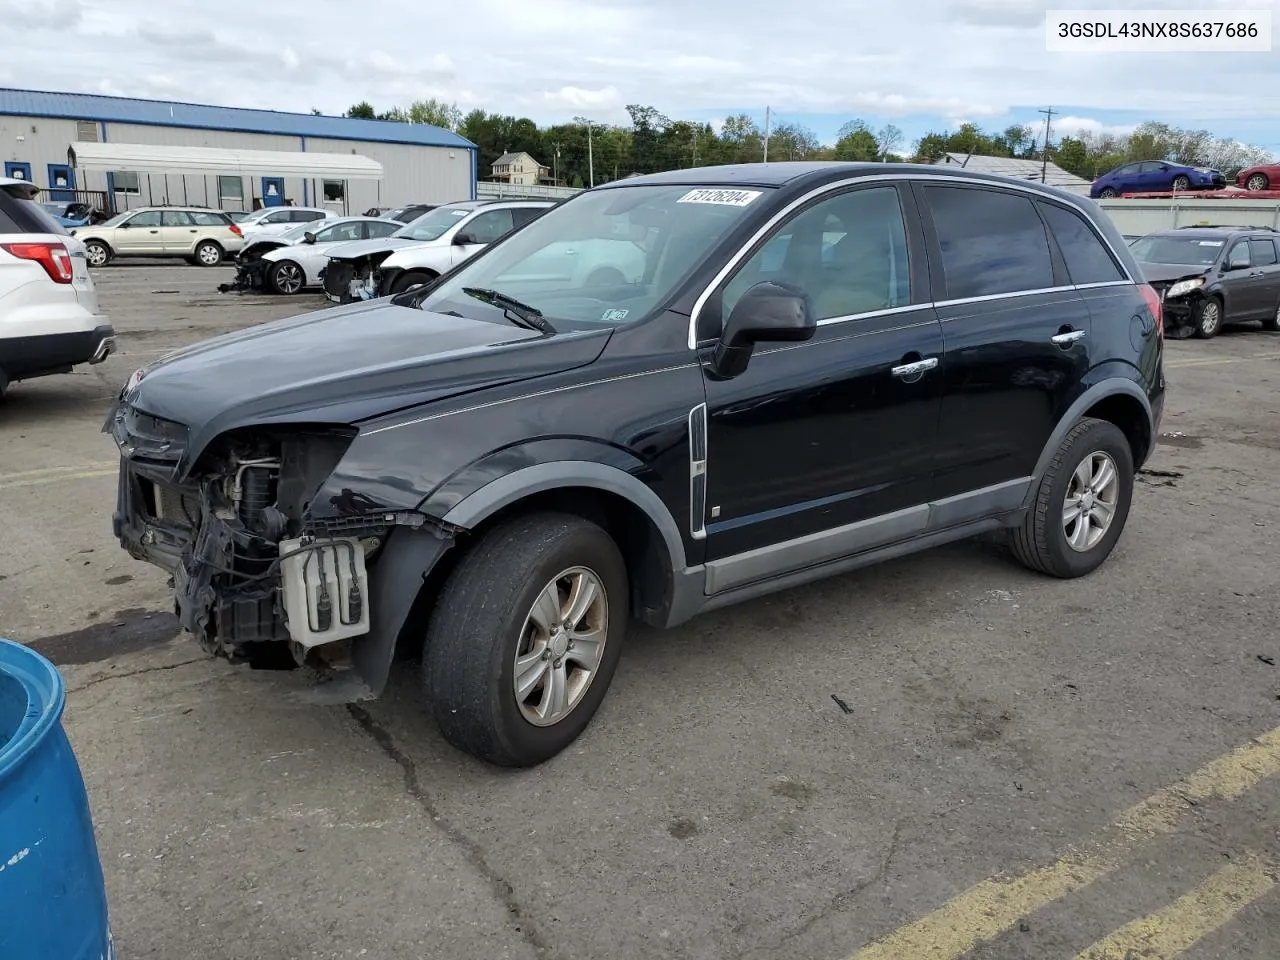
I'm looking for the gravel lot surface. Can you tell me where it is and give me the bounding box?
[2,261,1279,960]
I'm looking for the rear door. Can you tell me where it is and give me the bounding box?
[159,210,198,253]
[917,182,1093,501]
[1248,238,1280,319]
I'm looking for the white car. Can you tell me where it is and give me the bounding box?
[222,217,402,295]
[0,177,114,396]
[320,199,554,302]
[236,206,335,245]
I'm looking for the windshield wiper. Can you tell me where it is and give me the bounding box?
[462,287,556,334]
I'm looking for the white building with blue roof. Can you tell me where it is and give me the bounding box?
[0,87,478,214]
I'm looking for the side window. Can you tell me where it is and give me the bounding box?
[161,210,194,226]
[294,210,325,223]
[1249,239,1278,266]
[319,221,363,242]
[126,211,162,227]
[1227,240,1251,267]
[189,211,226,226]
[924,186,1054,299]
[262,210,292,224]
[721,186,910,323]
[365,220,400,238]
[464,209,516,244]
[511,207,545,228]
[1038,202,1125,284]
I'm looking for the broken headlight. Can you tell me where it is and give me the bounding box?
[1165,277,1205,299]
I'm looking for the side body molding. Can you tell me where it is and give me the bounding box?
[441,460,691,573]
[1024,377,1154,511]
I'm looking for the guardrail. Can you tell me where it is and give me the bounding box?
[1098,196,1280,235]
[476,181,583,200]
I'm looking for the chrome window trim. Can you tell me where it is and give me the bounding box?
[687,172,1137,348]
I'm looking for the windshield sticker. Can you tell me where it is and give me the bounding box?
[601,308,629,322]
[677,188,762,207]
[1197,241,1223,246]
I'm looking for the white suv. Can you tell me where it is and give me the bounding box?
[0,177,114,396]
[236,206,335,244]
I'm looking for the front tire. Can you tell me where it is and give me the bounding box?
[269,260,305,294]
[1194,296,1223,338]
[1172,174,1192,191]
[1010,418,1134,579]
[1263,300,1280,332]
[391,269,438,294]
[84,241,111,267]
[423,511,629,767]
[194,241,223,267]
[1098,187,1117,199]
[1246,173,1270,191]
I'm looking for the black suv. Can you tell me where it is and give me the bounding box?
[1131,226,1280,339]
[105,163,1165,766]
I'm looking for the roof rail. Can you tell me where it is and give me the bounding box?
[1175,223,1277,231]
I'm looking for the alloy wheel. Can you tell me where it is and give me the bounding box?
[1200,301,1221,336]
[86,244,107,267]
[1062,452,1120,552]
[512,566,609,727]
[274,263,303,294]
[198,244,221,265]
[1248,174,1268,191]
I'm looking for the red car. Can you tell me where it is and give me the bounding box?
[1236,164,1280,191]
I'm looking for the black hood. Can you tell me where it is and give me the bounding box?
[1139,261,1212,284]
[116,298,612,475]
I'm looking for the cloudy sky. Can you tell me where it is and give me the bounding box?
[1,0,1277,154]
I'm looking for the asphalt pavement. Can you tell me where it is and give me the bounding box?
[2,261,1278,960]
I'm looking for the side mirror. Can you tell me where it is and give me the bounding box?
[303,232,316,244]
[119,221,131,228]
[454,232,476,246]
[1227,251,1250,270]
[710,281,816,379]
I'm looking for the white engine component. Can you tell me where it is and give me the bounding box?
[279,536,371,649]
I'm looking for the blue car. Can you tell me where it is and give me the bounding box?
[1090,160,1226,198]
[39,201,94,228]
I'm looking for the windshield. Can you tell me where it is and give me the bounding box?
[99,211,131,227]
[418,184,771,328]
[1131,235,1223,266]
[41,202,65,216]
[277,221,320,242]
[394,205,474,242]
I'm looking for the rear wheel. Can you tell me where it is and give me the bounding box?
[1263,300,1280,332]
[84,241,111,267]
[1246,173,1270,191]
[423,511,629,767]
[1172,174,1192,191]
[1194,296,1223,338]
[194,241,223,267]
[269,260,305,294]
[1010,418,1134,579]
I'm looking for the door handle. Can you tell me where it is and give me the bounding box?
[148,229,159,234]
[890,356,938,378]
[1051,329,1087,346]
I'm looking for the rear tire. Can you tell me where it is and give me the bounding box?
[423,511,629,767]
[84,241,111,267]
[1194,296,1223,339]
[1263,300,1280,333]
[1010,418,1134,579]
[194,241,223,267]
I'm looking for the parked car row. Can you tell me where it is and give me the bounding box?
[1091,159,1280,198]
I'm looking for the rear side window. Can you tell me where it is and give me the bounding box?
[924,186,1054,298]
[189,211,228,226]
[1038,202,1125,284]
[0,187,68,235]
[292,210,325,222]
[161,211,194,226]
[1250,238,1278,265]
[511,208,545,227]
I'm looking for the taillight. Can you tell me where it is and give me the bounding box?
[228,223,242,236]
[1139,283,1163,340]
[2,241,74,283]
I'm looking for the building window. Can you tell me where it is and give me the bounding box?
[112,171,140,194]
[76,120,99,142]
[217,175,243,200]
[322,180,345,202]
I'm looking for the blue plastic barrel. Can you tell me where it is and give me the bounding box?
[0,638,113,960]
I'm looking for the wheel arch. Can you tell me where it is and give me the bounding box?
[1025,379,1153,509]
[440,461,688,628]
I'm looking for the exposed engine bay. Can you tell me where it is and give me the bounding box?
[108,409,450,676]
[322,252,396,304]
[217,240,290,294]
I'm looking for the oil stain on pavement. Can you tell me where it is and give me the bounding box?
[27,608,179,665]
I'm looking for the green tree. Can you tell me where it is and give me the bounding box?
[833,120,880,161]
[345,101,377,120]
[407,98,463,131]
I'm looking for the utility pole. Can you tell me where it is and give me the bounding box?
[692,127,698,167]
[1038,107,1056,183]
[587,120,594,187]
[762,106,772,163]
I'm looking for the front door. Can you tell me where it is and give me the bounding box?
[915,182,1093,501]
[4,161,32,183]
[47,164,76,202]
[699,183,944,586]
[449,207,515,266]
[1219,238,1277,320]
[261,177,285,207]
[115,210,165,254]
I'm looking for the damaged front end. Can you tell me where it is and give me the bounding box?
[322,252,394,305]
[1147,273,1209,339]
[218,242,286,294]
[106,403,457,699]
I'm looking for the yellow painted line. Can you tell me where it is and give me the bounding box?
[0,467,117,490]
[1165,351,1280,368]
[849,726,1280,960]
[1072,853,1276,959]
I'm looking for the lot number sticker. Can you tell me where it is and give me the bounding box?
[677,189,762,207]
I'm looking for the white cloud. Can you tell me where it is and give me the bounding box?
[0,0,1276,150]
[1052,115,1140,140]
